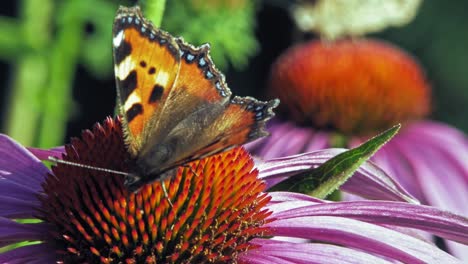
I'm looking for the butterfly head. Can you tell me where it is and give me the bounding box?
[123,173,143,193]
[124,167,177,194]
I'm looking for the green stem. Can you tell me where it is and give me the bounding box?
[37,2,85,148]
[0,17,24,59]
[5,56,48,146]
[5,0,52,146]
[143,0,166,27]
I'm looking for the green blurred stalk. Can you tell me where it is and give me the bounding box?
[37,1,85,148]
[143,0,166,27]
[6,1,88,148]
[6,56,48,146]
[5,0,52,147]
[0,17,24,59]
[6,0,165,147]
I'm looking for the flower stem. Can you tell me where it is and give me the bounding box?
[0,17,24,59]
[4,0,52,146]
[37,1,86,148]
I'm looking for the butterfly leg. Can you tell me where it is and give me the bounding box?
[183,163,201,178]
[161,181,173,207]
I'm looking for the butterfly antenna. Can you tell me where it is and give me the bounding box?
[161,182,173,207]
[48,156,133,177]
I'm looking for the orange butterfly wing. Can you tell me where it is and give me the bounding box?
[113,6,180,156]
[158,38,278,162]
[112,6,279,190]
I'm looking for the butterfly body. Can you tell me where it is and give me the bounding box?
[113,6,279,192]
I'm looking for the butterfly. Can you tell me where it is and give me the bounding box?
[112,6,279,193]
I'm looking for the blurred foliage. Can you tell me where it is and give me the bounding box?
[0,0,467,150]
[0,0,259,147]
[0,0,116,148]
[162,0,259,70]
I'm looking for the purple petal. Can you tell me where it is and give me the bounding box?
[370,139,426,200]
[256,149,417,203]
[395,123,468,260]
[0,217,49,245]
[240,253,296,264]
[268,191,326,204]
[246,119,330,159]
[397,126,468,215]
[0,195,41,218]
[267,192,326,213]
[344,122,468,260]
[340,158,417,203]
[447,240,468,263]
[242,239,393,264]
[27,146,65,161]
[266,216,460,263]
[411,121,468,155]
[259,122,307,159]
[0,134,49,191]
[269,200,468,244]
[0,178,44,204]
[0,243,57,263]
[304,131,330,152]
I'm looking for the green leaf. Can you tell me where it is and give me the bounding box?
[270,124,401,199]
[162,1,259,70]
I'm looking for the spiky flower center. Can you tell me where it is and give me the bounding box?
[269,39,431,135]
[38,117,272,263]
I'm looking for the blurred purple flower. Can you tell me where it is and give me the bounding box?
[1,118,467,263]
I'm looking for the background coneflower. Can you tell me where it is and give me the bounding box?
[1,118,467,263]
[248,37,468,259]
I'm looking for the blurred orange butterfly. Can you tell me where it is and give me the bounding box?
[112,6,279,192]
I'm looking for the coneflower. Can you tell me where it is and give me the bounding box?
[248,38,468,259]
[1,117,467,263]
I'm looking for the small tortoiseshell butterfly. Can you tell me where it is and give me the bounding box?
[112,6,279,192]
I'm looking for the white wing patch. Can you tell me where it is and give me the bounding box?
[113,30,124,48]
[115,56,136,80]
[155,71,169,88]
[124,91,142,111]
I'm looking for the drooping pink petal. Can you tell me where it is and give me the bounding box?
[246,120,330,159]
[0,135,49,191]
[269,200,468,245]
[369,138,426,200]
[398,127,468,215]
[240,253,296,264]
[268,191,326,204]
[304,131,330,153]
[266,216,460,263]
[394,122,468,259]
[411,121,468,157]
[242,239,393,264]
